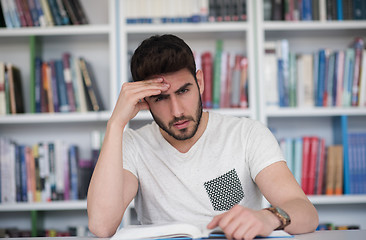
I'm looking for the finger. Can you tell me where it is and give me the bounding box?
[231,223,253,240]
[242,225,261,240]
[122,82,169,95]
[217,207,242,230]
[137,101,149,111]
[207,214,224,229]
[223,215,245,238]
[124,83,170,101]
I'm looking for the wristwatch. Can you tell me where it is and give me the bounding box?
[265,207,291,230]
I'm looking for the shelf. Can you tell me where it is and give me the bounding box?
[0,24,111,37]
[263,21,366,31]
[125,22,249,34]
[0,200,87,212]
[309,195,366,205]
[1,195,364,212]
[265,107,366,117]
[0,111,111,124]
[132,108,252,121]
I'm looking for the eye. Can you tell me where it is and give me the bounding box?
[178,88,189,95]
[155,96,167,102]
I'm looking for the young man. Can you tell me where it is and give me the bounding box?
[87,34,318,239]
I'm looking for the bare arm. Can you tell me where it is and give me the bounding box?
[208,162,318,240]
[255,161,319,234]
[87,78,170,237]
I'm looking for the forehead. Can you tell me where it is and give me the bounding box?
[160,69,195,91]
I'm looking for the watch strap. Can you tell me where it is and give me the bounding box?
[264,207,291,230]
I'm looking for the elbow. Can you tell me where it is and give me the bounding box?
[310,207,319,232]
[88,218,118,238]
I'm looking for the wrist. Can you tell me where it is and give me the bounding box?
[264,207,291,230]
[107,117,128,131]
[262,208,282,230]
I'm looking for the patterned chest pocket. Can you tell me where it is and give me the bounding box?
[204,169,244,211]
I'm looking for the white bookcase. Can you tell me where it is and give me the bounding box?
[0,0,366,235]
[255,0,366,230]
[0,0,116,233]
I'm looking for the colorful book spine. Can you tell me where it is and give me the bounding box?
[212,40,223,109]
[201,52,213,109]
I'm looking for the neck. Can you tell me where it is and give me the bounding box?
[160,111,209,153]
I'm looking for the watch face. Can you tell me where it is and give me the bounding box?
[276,207,290,219]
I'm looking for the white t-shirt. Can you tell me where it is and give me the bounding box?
[123,112,285,225]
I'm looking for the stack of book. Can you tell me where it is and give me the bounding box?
[264,38,366,108]
[0,0,88,28]
[32,53,104,114]
[0,63,25,115]
[264,0,366,21]
[124,0,247,24]
[0,137,97,203]
[195,40,249,109]
[280,132,366,196]
[317,223,360,230]
[348,132,366,194]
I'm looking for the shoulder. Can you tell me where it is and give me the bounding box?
[123,121,159,144]
[208,111,264,133]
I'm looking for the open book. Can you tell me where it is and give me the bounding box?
[110,222,293,240]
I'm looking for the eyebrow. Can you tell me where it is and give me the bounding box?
[149,83,193,99]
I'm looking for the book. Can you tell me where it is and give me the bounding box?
[351,38,364,106]
[7,0,21,28]
[0,62,5,115]
[47,0,62,25]
[110,222,293,240]
[231,54,243,108]
[264,42,278,108]
[301,136,311,194]
[307,136,319,195]
[201,52,213,109]
[0,0,7,27]
[15,0,28,27]
[62,53,76,112]
[55,59,69,112]
[41,62,51,112]
[1,0,13,28]
[34,0,46,26]
[219,51,230,108]
[27,0,40,26]
[358,49,366,107]
[61,0,78,24]
[276,39,290,107]
[49,60,59,112]
[40,0,54,26]
[212,40,223,109]
[333,115,349,194]
[315,138,326,195]
[6,64,25,114]
[239,56,249,108]
[79,58,104,111]
[70,55,87,112]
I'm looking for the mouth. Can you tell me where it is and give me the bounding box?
[173,120,190,130]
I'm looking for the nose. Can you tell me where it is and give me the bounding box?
[170,95,184,118]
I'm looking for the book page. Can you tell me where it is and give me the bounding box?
[110,222,206,240]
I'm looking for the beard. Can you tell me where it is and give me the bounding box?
[151,95,203,141]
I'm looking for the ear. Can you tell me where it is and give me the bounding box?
[196,70,204,95]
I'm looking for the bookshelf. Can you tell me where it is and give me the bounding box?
[1,0,366,236]
[256,0,366,230]
[0,0,116,235]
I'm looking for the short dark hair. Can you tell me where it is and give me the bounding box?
[130,34,196,82]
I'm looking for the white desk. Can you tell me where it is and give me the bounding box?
[3,230,366,240]
[295,230,365,240]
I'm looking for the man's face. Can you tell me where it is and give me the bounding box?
[146,68,204,141]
